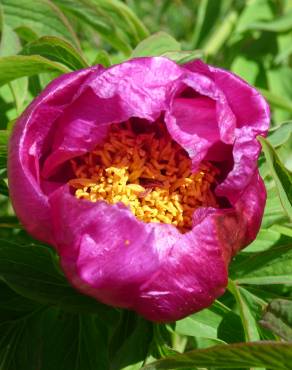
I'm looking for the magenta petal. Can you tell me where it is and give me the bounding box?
[165,64,236,169]
[50,174,264,322]
[49,188,239,322]
[8,67,102,244]
[49,187,164,308]
[183,60,270,200]
[136,213,230,321]
[42,57,183,178]
[209,65,270,133]
[233,170,267,247]
[8,57,270,322]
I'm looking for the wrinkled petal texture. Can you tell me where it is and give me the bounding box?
[8,57,270,322]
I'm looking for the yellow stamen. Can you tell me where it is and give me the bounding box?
[69,122,219,233]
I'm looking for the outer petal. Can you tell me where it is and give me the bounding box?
[8,57,185,244]
[165,62,238,171]
[8,66,103,244]
[42,57,184,178]
[49,184,262,322]
[49,187,161,308]
[233,170,267,248]
[183,60,270,202]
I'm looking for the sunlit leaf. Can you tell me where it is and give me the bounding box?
[203,10,238,56]
[244,229,281,253]
[241,10,292,33]
[142,342,292,369]
[259,137,292,221]
[267,67,292,122]
[230,244,292,285]
[235,0,274,33]
[161,50,204,64]
[131,32,181,58]
[261,187,287,228]
[0,55,69,87]
[259,88,292,114]
[268,121,292,148]
[92,49,111,67]
[175,301,229,339]
[190,0,222,48]
[228,280,261,341]
[21,36,88,70]
[52,0,148,54]
[1,0,79,47]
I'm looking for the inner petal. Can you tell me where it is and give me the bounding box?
[68,121,219,233]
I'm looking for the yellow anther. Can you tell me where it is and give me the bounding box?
[127,184,145,194]
[69,121,219,233]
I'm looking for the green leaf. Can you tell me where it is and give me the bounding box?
[131,32,181,58]
[0,130,9,146]
[231,56,260,85]
[14,25,39,44]
[0,240,119,321]
[1,0,80,48]
[53,313,109,370]
[9,77,29,115]
[267,67,292,122]
[90,0,149,41]
[0,18,21,56]
[235,0,274,34]
[0,55,69,87]
[142,342,292,369]
[0,178,8,196]
[260,299,292,341]
[0,130,8,171]
[259,88,292,114]
[176,311,220,339]
[244,229,281,253]
[110,313,153,370]
[53,0,146,54]
[217,311,245,344]
[190,0,222,48]
[0,281,40,321]
[228,280,261,341]
[0,309,44,370]
[21,36,88,70]
[161,50,204,65]
[230,244,292,285]
[203,10,238,56]
[175,301,229,339]
[92,49,111,67]
[268,121,292,148]
[271,224,292,238]
[0,305,111,370]
[276,36,292,63]
[258,136,292,221]
[261,187,287,228]
[241,10,292,33]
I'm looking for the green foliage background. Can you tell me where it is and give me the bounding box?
[0,0,292,369]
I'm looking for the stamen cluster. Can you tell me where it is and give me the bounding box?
[69,122,219,232]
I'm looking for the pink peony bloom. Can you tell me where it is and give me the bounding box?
[8,57,269,322]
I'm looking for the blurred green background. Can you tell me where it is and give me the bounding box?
[0,1,292,369]
[1,0,292,124]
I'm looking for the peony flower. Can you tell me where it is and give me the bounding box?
[8,57,269,322]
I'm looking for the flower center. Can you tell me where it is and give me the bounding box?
[69,121,219,233]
